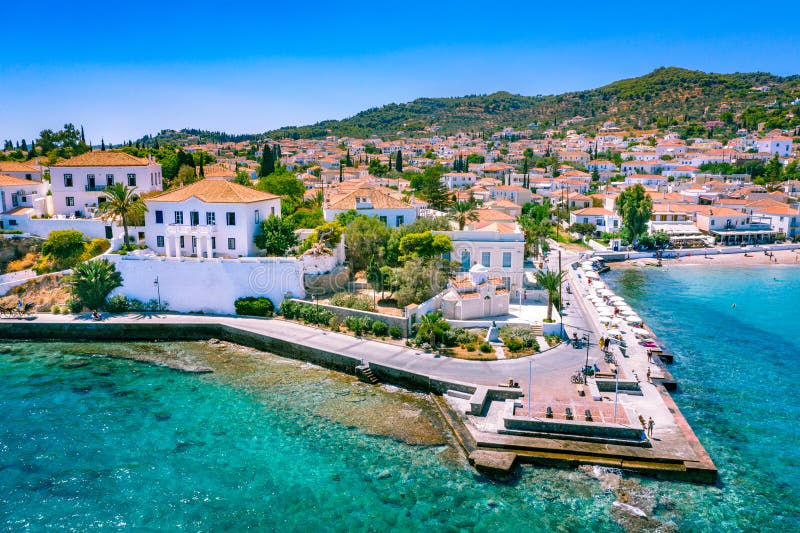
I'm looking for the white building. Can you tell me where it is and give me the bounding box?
[442,172,478,189]
[437,222,525,295]
[50,151,163,217]
[144,178,281,258]
[0,174,48,228]
[569,207,621,236]
[756,136,793,157]
[0,161,43,182]
[324,186,417,227]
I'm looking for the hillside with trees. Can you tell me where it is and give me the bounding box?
[262,67,799,139]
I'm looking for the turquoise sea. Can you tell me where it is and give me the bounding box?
[1,265,799,531]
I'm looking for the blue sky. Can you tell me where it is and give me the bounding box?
[1,1,798,144]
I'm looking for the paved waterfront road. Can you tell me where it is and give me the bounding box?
[0,310,590,388]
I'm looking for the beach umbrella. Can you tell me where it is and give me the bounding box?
[597,308,614,316]
[611,318,626,326]
[584,271,599,279]
[609,296,625,303]
[606,328,622,336]
[632,327,650,336]
[599,316,612,324]
[619,308,637,316]
[625,315,643,324]
[599,289,614,297]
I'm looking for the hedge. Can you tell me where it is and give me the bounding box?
[234,296,275,317]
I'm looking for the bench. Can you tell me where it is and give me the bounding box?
[585,409,593,422]
[565,407,574,420]
[546,406,553,418]
[575,384,585,396]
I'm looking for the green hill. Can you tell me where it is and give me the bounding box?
[264,67,800,139]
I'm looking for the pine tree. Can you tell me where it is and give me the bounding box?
[260,144,274,177]
[80,126,85,144]
[395,149,403,172]
[101,138,106,151]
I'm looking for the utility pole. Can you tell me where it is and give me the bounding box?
[558,249,562,318]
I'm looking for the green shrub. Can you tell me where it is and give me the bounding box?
[465,343,477,352]
[106,294,131,313]
[280,299,299,319]
[234,296,275,317]
[371,320,389,336]
[51,305,61,314]
[504,337,524,352]
[66,298,83,314]
[388,326,403,339]
[329,292,375,312]
[479,342,493,353]
[328,315,341,331]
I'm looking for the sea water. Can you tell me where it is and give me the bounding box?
[1,264,799,532]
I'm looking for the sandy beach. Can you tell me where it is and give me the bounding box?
[620,247,800,267]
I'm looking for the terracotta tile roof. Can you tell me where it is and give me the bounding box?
[2,206,33,215]
[705,207,748,216]
[571,207,615,216]
[0,174,38,187]
[0,161,39,173]
[147,179,279,204]
[326,186,412,210]
[199,163,237,178]
[52,151,150,167]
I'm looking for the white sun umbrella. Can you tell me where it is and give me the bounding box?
[625,315,643,324]
[584,271,599,279]
[619,308,637,316]
[599,289,615,297]
[597,308,615,317]
[606,328,623,336]
[611,317,626,326]
[609,296,626,303]
[581,261,596,270]
[599,315,613,324]
[632,327,650,336]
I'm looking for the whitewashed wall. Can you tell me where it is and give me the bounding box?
[104,253,346,314]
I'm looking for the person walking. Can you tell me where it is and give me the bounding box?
[646,367,652,383]
[647,417,655,438]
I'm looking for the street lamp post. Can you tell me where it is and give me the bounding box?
[153,277,161,312]
[527,359,532,417]
[613,364,619,422]
[583,333,591,374]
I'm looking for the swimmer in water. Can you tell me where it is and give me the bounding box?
[732,303,736,308]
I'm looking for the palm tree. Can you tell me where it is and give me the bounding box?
[96,183,148,247]
[518,215,551,260]
[70,259,123,310]
[535,270,565,322]
[417,311,451,348]
[447,197,479,230]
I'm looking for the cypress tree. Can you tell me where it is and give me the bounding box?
[260,144,274,177]
[20,139,28,152]
[395,149,403,172]
[199,152,205,177]
[101,138,106,151]
[80,126,85,143]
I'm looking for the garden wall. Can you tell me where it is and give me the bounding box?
[289,298,410,336]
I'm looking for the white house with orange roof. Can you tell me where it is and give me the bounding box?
[440,265,510,320]
[0,174,49,229]
[50,151,163,217]
[144,178,281,258]
[624,174,668,189]
[0,161,43,182]
[323,186,416,227]
[751,204,800,239]
[442,171,478,189]
[489,185,532,205]
[696,207,777,244]
[569,207,620,236]
[436,221,525,296]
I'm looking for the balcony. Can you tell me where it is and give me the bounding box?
[85,184,107,192]
[166,224,217,237]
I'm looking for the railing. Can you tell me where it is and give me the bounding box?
[85,184,107,192]
[166,224,216,237]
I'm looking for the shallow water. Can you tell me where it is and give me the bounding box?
[1,263,799,532]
